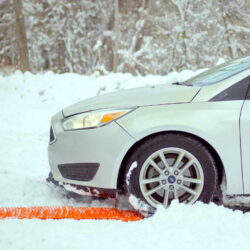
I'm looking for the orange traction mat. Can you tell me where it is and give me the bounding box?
[0,206,144,222]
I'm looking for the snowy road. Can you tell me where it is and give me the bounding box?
[1,71,250,250]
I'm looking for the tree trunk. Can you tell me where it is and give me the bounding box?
[13,0,29,71]
[112,0,121,72]
[219,0,234,59]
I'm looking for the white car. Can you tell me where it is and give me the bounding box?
[48,56,250,210]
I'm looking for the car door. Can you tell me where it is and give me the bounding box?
[239,75,250,193]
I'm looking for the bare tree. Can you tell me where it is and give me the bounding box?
[112,0,121,72]
[13,0,29,71]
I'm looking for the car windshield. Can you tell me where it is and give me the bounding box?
[182,56,250,87]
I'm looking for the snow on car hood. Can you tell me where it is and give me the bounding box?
[63,84,200,117]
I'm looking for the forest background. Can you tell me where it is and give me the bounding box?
[1,0,250,75]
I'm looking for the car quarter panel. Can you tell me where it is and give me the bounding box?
[117,101,244,195]
[48,111,136,189]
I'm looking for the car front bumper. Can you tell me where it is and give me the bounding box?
[48,111,136,191]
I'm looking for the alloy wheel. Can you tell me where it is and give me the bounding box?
[139,147,204,207]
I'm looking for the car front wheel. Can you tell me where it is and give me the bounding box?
[124,133,218,210]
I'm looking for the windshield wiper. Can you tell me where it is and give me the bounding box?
[172,81,193,86]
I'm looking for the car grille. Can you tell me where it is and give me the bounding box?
[58,163,100,181]
[49,126,56,144]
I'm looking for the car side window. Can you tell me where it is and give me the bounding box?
[210,76,250,102]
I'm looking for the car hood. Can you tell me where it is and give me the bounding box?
[63,84,200,117]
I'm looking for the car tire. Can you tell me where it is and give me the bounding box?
[124,133,218,210]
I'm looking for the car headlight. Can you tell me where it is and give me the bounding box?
[62,108,136,130]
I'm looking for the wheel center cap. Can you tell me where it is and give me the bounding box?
[167,175,176,184]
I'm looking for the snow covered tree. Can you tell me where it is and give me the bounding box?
[0,0,249,74]
[13,0,29,71]
[0,0,17,72]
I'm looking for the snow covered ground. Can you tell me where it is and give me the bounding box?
[1,69,250,250]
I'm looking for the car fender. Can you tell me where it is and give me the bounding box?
[116,101,244,195]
